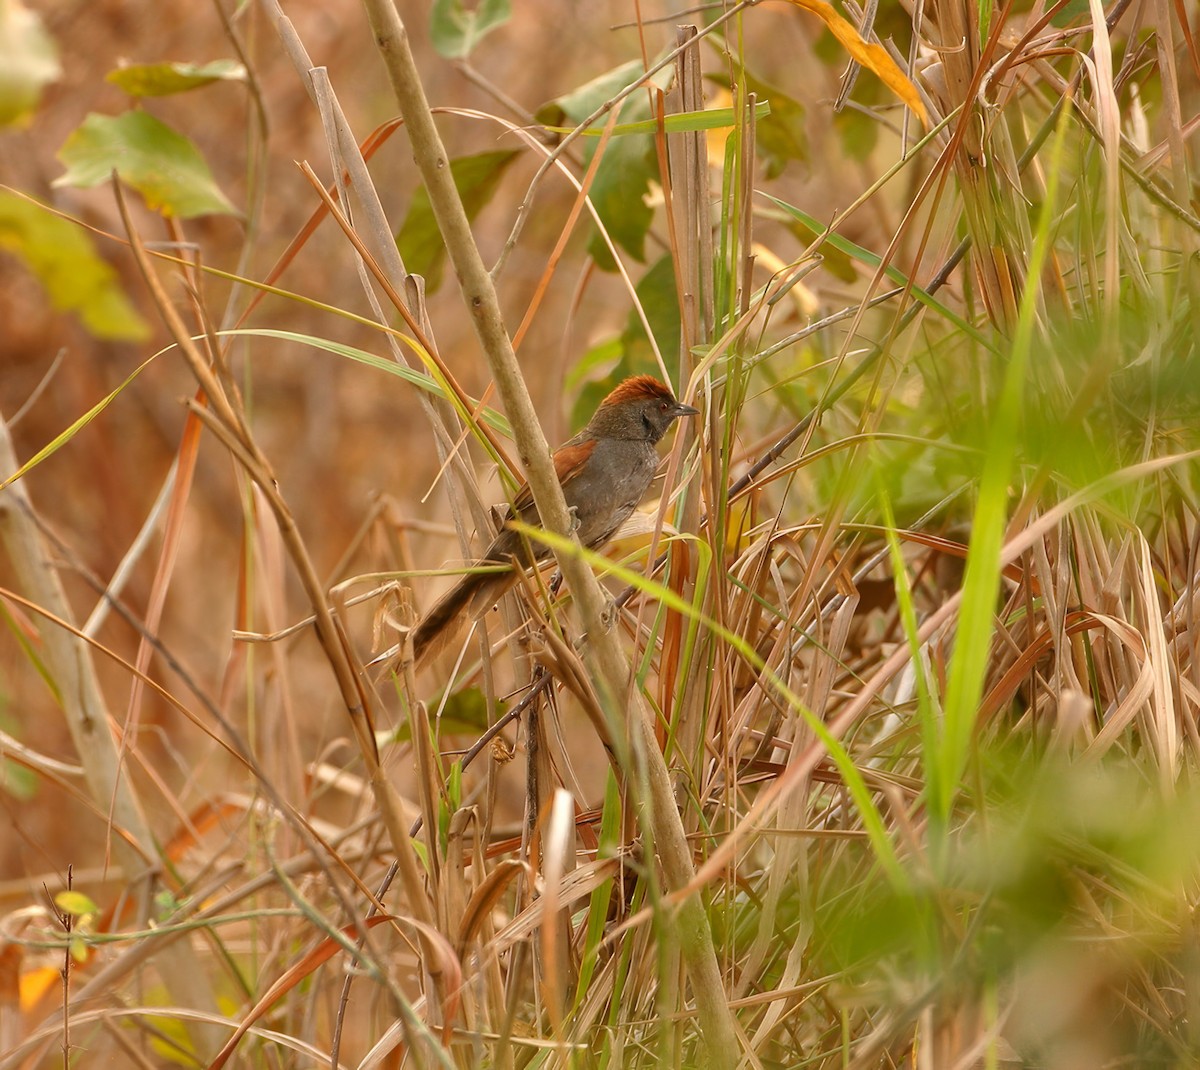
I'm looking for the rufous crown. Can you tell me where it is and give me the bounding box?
[601,375,678,407]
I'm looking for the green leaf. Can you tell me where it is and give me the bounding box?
[438,796,451,855]
[620,253,680,374]
[565,336,623,390]
[0,758,36,801]
[748,87,806,179]
[105,59,247,97]
[0,0,59,127]
[388,685,499,743]
[430,0,511,58]
[439,686,493,735]
[143,1006,201,1067]
[569,254,681,428]
[566,337,623,429]
[154,890,185,917]
[537,59,673,271]
[1050,0,1090,25]
[935,101,1073,831]
[396,149,519,291]
[0,192,149,340]
[541,100,772,138]
[217,327,512,434]
[775,209,858,284]
[977,0,993,51]
[833,105,880,162]
[708,62,807,178]
[54,111,237,219]
[576,772,623,997]
[537,59,641,128]
[583,129,654,268]
[410,837,429,872]
[0,600,59,702]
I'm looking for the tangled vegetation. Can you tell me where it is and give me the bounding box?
[1,0,1198,1066]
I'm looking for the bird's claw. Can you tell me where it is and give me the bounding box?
[567,505,581,534]
[600,599,619,633]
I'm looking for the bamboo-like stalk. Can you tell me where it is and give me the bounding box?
[0,418,153,881]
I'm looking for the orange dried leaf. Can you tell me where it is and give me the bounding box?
[780,0,928,125]
[19,965,58,1013]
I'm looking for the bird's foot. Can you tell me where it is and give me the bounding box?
[567,505,581,533]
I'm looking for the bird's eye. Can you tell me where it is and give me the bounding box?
[659,401,669,412]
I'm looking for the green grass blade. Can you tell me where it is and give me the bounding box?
[935,99,1075,826]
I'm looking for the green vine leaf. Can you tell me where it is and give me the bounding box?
[55,111,237,219]
[537,60,673,271]
[396,149,520,291]
[430,0,511,58]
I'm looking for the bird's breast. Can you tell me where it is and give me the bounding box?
[569,440,659,547]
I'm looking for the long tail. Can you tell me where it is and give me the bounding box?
[412,567,515,667]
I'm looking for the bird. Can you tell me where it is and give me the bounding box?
[408,375,699,668]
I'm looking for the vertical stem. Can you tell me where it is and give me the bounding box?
[358,2,739,1064]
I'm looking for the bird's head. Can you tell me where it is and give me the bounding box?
[590,375,699,443]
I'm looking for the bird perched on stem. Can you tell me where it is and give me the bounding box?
[410,375,698,667]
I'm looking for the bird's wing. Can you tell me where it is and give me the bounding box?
[510,438,597,515]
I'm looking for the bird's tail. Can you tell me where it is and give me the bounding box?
[412,565,515,667]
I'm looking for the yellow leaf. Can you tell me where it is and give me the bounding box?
[780,0,928,125]
[68,935,89,964]
[723,492,759,559]
[54,890,99,918]
[706,86,735,161]
[604,508,681,562]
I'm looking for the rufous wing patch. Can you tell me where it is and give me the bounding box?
[510,438,599,514]
[552,438,598,486]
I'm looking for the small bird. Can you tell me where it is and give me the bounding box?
[410,375,699,667]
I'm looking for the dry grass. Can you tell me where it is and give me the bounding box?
[2,0,1199,1067]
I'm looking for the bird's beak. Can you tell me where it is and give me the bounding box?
[673,402,700,417]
